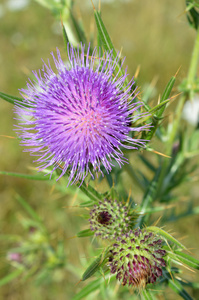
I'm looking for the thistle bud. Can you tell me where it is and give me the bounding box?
[89,199,138,240]
[107,228,167,288]
[7,252,22,263]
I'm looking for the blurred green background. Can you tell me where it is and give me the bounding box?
[0,0,199,299]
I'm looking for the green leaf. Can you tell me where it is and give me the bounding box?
[168,277,193,300]
[70,11,87,46]
[0,91,31,108]
[15,194,42,223]
[0,170,55,181]
[138,155,156,172]
[0,234,22,242]
[123,164,145,191]
[8,245,40,254]
[77,229,94,238]
[157,75,176,118]
[62,22,70,52]
[72,277,102,300]
[144,74,175,141]
[173,251,199,269]
[136,168,161,227]
[141,289,154,300]
[79,200,96,208]
[82,254,103,281]
[186,1,199,30]
[93,7,128,87]
[72,275,115,300]
[136,98,171,125]
[79,181,104,202]
[148,226,186,250]
[0,269,24,287]
[93,9,117,56]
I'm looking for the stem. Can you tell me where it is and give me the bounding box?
[156,28,199,197]
[136,168,161,227]
[168,28,199,151]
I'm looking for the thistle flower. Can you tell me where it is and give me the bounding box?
[89,199,138,239]
[14,44,149,184]
[108,228,167,288]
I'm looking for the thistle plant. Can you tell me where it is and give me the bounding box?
[1,1,199,300]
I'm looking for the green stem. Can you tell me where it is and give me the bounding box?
[168,28,199,150]
[156,28,199,197]
[187,28,199,94]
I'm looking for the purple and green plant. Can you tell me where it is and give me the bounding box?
[1,1,199,300]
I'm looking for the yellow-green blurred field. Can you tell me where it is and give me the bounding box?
[0,0,199,299]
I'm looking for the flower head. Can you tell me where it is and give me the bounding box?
[108,228,167,288]
[89,199,138,239]
[15,44,148,184]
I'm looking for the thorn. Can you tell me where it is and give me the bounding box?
[177,7,189,19]
[67,235,77,240]
[60,13,63,27]
[153,216,162,227]
[148,149,171,158]
[169,268,174,281]
[50,184,55,195]
[62,205,80,208]
[157,94,161,105]
[174,66,181,78]
[119,46,123,58]
[75,279,82,286]
[169,92,182,101]
[134,65,140,79]
[0,135,16,139]
[127,188,131,206]
[90,0,95,10]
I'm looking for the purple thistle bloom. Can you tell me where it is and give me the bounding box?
[14,44,149,184]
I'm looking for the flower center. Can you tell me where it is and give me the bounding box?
[77,109,103,133]
[97,211,112,225]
